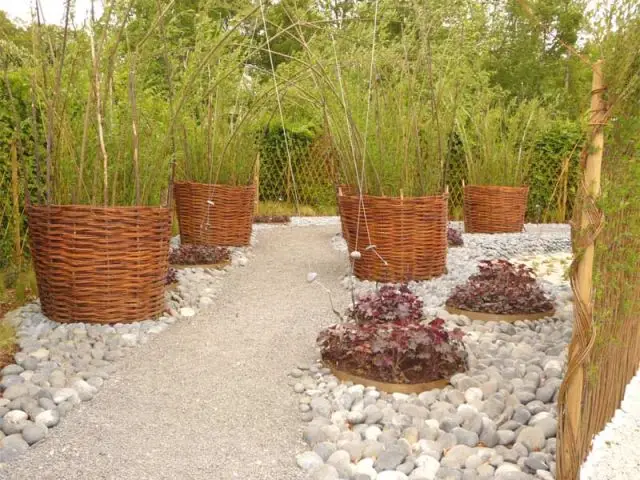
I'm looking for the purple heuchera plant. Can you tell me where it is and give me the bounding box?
[317,318,467,384]
[446,259,554,314]
[448,227,464,247]
[169,244,230,266]
[347,285,424,324]
[165,267,178,285]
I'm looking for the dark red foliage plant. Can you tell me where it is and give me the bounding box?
[347,285,424,324]
[317,319,467,384]
[165,267,178,285]
[169,244,230,266]
[446,259,554,314]
[448,227,464,247]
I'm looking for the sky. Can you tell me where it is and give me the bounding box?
[0,0,103,26]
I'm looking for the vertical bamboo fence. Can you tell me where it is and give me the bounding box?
[557,60,640,478]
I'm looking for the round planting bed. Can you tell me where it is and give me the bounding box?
[338,189,448,282]
[328,365,450,394]
[445,306,556,323]
[464,185,529,233]
[173,181,256,246]
[28,204,171,324]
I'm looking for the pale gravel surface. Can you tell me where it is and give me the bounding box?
[581,369,640,480]
[1,225,348,480]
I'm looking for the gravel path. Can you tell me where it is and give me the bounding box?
[2,225,348,480]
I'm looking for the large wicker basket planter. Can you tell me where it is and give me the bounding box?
[27,205,171,324]
[338,190,448,282]
[463,185,529,233]
[173,181,256,246]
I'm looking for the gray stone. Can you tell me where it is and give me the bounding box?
[20,356,39,372]
[477,464,495,477]
[327,450,352,478]
[2,384,29,401]
[452,427,479,447]
[73,379,96,402]
[343,441,365,462]
[479,418,499,447]
[1,433,29,453]
[296,451,325,471]
[21,423,47,445]
[435,466,463,480]
[419,425,439,441]
[364,405,383,424]
[1,365,24,376]
[516,427,546,452]
[314,442,337,462]
[524,457,548,471]
[310,464,340,480]
[437,432,458,450]
[442,445,476,469]
[397,459,416,475]
[446,390,465,406]
[399,403,429,419]
[533,418,557,438]
[363,441,384,459]
[348,411,366,425]
[416,440,442,461]
[513,408,531,425]
[501,420,522,431]
[497,430,516,446]
[375,444,408,471]
[515,391,536,404]
[482,398,506,419]
[378,472,409,480]
[0,375,24,390]
[311,397,332,418]
[35,409,59,428]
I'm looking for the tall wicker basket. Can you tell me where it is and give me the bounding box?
[27,205,171,324]
[173,181,256,246]
[338,190,448,282]
[463,185,529,233]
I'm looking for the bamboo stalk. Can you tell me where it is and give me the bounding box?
[558,59,606,480]
[10,141,21,268]
[89,27,109,206]
[128,56,140,205]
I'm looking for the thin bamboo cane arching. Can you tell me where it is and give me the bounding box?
[463,185,529,233]
[173,181,256,247]
[338,190,448,282]
[28,205,171,324]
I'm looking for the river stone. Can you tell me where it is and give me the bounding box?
[2,384,30,401]
[442,445,476,469]
[378,472,409,480]
[310,464,339,480]
[374,444,408,471]
[327,450,352,478]
[35,409,60,428]
[311,397,332,418]
[453,427,479,447]
[516,427,546,452]
[296,451,325,471]
[21,423,47,445]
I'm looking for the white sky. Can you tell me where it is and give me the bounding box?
[0,0,103,26]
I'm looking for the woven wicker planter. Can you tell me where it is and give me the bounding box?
[338,190,448,282]
[463,185,529,233]
[28,205,171,324]
[173,181,256,246]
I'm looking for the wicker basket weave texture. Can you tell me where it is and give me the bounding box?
[173,182,256,247]
[338,191,448,282]
[28,205,171,324]
[464,185,529,233]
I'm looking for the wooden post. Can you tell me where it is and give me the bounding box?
[10,140,22,269]
[254,152,261,214]
[560,59,605,479]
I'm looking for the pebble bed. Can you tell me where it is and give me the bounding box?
[294,227,573,480]
[0,243,251,464]
[581,369,640,480]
